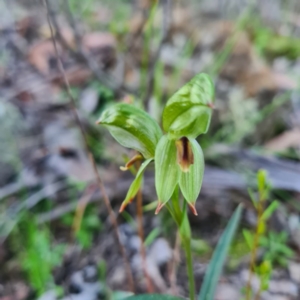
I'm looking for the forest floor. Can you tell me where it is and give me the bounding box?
[0,1,300,300]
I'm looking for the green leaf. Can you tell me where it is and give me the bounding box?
[257,169,268,197]
[261,201,279,221]
[258,260,272,275]
[247,188,258,209]
[243,229,254,249]
[259,236,269,247]
[155,135,180,213]
[179,138,204,215]
[84,215,101,230]
[119,158,153,212]
[277,244,294,257]
[112,291,134,300]
[125,295,183,300]
[199,204,243,300]
[97,103,162,158]
[144,228,160,247]
[162,73,214,140]
[191,238,212,255]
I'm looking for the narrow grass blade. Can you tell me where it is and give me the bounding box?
[198,204,243,300]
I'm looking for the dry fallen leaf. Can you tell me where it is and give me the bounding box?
[28,40,63,75]
[39,21,75,47]
[83,32,116,50]
[265,128,300,151]
[82,32,117,69]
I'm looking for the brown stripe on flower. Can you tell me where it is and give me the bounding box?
[175,137,194,172]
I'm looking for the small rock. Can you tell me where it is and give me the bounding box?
[131,254,167,292]
[148,238,172,266]
[83,265,98,282]
[215,283,241,300]
[240,269,260,293]
[62,292,90,300]
[261,293,290,300]
[268,280,298,297]
[69,271,84,292]
[119,224,135,240]
[80,88,99,114]
[128,235,142,253]
[289,261,300,283]
[109,266,126,287]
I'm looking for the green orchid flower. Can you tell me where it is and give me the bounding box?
[97,73,214,215]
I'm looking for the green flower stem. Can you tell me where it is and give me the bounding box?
[171,186,182,225]
[183,234,195,300]
[167,188,195,300]
[181,202,195,300]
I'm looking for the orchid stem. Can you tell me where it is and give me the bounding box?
[181,202,195,300]
[168,187,195,300]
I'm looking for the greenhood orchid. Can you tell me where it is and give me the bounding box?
[97,73,214,215]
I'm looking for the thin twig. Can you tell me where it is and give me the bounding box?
[144,0,171,110]
[43,0,135,292]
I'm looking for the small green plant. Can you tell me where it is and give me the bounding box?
[260,231,294,267]
[11,214,65,296]
[62,205,102,249]
[243,170,285,300]
[97,73,242,300]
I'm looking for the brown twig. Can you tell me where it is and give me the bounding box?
[144,0,171,110]
[43,0,135,292]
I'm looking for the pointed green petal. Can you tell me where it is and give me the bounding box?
[119,158,153,212]
[155,135,180,212]
[97,103,162,159]
[179,138,204,215]
[162,73,214,140]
